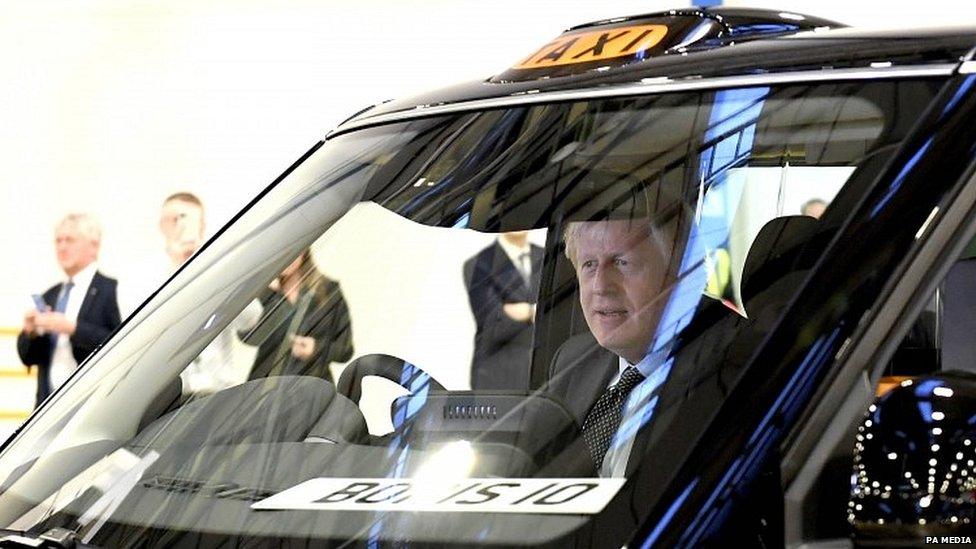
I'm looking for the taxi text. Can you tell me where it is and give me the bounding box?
[514,25,668,69]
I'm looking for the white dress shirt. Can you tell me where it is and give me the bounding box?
[598,346,673,478]
[497,236,532,286]
[48,262,98,391]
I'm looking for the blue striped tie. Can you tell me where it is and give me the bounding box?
[49,280,74,353]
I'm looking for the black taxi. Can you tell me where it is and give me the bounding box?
[1,7,976,548]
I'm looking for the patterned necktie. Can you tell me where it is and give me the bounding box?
[581,365,646,470]
[49,280,74,352]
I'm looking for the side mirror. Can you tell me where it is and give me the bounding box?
[849,372,976,542]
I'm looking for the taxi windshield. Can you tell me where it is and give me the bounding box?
[0,78,943,546]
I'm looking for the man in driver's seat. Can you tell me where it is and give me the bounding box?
[546,211,684,478]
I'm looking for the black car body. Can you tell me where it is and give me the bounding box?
[2,7,976,548]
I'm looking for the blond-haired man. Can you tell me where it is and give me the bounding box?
[18,213,121,407]
[160,191,206,269]
[546,213,685,478]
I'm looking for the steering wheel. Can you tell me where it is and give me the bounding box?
[337,353,445,406]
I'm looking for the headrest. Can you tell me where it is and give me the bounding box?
[305,390,369,444]
[133,376,339,447]
[740,215,819,310]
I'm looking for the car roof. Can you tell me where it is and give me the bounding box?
[339,8,976,133]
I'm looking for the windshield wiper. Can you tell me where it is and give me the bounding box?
[0,527,91,549]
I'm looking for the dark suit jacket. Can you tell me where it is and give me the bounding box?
[463,241,544,390]
[17,271,122,407]
[543,331,709,477]
[244,280,353,383]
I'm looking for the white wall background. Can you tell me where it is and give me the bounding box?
[0,0,972,328]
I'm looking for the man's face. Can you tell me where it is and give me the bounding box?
[501,230,530,246]
[572,219,671,364]
[55,223,98,277]
[159,199,204,265]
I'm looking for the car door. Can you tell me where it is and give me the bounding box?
[628,67,976,546]
[778,68,976,547]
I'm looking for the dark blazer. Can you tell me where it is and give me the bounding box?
[244,280,353,383]
[17,271,122,407]
[463,241,544,390]
[543,331,706,477]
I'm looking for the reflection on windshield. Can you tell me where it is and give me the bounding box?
[242,249,353,383]
[465,230,543,391]
[0,78,941,547]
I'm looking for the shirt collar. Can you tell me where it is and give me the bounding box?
[497,236,530,265]
[67,262,98,288]
[617,339,674,380]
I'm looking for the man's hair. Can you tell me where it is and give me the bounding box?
[564,218,647,266]
[801,198,826,214]
[57,213,102,245]
[563,214,682,268]
[561,169,688,264]
[163,191,204,211]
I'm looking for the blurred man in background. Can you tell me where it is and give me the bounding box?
[118,192,208,315]
[159,192,206,269]
[159,192,260,394]
[464,231,543,390]
[17,213,121,408]
[801,198,827,219]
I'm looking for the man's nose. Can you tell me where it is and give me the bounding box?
[172,218,189,237]
[590,263,618,294]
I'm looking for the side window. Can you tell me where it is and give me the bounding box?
[938,241,976,375]
[880,235,976,391]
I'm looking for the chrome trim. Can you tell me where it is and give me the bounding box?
[328,64,957,138]
[963,45,976,62]
[960,46,976,74]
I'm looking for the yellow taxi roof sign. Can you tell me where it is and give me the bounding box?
[514,25,668,70]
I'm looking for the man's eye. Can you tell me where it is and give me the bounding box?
[614,258,629,267]
[580,260,596,271]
